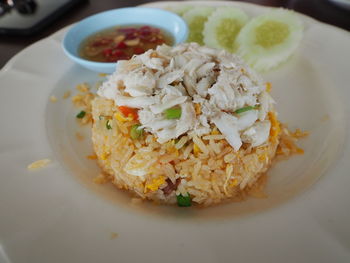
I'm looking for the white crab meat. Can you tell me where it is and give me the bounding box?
[237,110,258,131]
[242,121,271,147]
[183,58,206,78]
[98,43,275,151]
[196,62,215,78]
[114,95,158,108]
[208,76,236,111]
[149,95,187,114]
[155,127,178,143]
[157,70,184,89]
[212,112,242,151]
[138,51,164,71]
[183,74,196,96]
[196,77,213,97]
[175,102,196,137]
[123,70,156,96]
[162,85,184,96]
[258,91,275,121]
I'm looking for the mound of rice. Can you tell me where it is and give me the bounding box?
[90,43,302,206]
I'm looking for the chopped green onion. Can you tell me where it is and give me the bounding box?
[130,124,144,139]
[165,107,182,119]
[76,110,86,119]
[176,193,192,207]
[106,120,112,130]
[98,115,104,120]
[234,105,258,114]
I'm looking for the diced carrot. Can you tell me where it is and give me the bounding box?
[87,154,97,160]
[118,106,138,120]
[268,111,280,141]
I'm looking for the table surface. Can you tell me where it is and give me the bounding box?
[0,0,349,69]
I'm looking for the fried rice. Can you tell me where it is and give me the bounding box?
[82,43,306,207]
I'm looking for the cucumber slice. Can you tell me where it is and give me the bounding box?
[236,9,303,71]
[183,7,215,45]
[203,7,248,52]
[167,5,192,16]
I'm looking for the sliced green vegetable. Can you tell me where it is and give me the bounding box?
[130,124,144,139]
[76,110,86,119]
[236,9,303,71]
[177,193,192,207]
[165,107,182,119]
[235,105,258,114]
[255,21,290,48]
[182,7,215,45]
[106,120,112,130]
[203,7,248,52]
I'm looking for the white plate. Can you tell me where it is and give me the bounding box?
[1,1,350,262]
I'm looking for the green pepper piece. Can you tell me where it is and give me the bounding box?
[76,110,86,119]
[130,124,144,139]
[177,193,192,207]
[106,120,112,130]
[234,105,258,114]
[164,107,182,119]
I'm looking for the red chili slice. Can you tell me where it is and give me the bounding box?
[139,26,152,36]
[125,32,138,40]
[113,49,130,61]
[103,48,128,61]
[102,48,113,57]
[133,47,145,55]
[116,41,127,49]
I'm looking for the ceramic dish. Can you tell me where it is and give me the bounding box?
[62,7,188,73]
[0,1,350,263]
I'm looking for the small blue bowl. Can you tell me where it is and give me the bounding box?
[62,7,188,73]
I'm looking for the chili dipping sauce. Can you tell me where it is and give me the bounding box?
[79,25,174,63]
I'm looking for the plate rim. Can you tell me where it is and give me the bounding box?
[1,1,350,262]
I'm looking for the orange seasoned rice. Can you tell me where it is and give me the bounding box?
[71,82,306,207]
[89,96,303,206]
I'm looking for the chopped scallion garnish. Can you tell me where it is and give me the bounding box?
[76,110,86,119]
[130,124,144,139]
[234,105,258,114]
[106,120,112,130]
[165,107,182,119]
[176,193,191,207]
